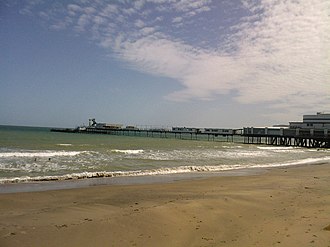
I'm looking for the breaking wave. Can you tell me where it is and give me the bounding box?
[0,150,83,158]
[1,156,329,184]
[111,149,144,154]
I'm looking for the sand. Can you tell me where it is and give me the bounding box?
[0,164,330,247]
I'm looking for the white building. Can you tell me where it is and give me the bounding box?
[203,128,233,135]
[290,112,330,129]
[172,127,200,133]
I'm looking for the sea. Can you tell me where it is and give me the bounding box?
[1,125,330,187]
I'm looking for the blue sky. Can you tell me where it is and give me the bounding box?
[1,0,329,128]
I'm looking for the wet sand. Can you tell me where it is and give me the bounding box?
[0,164,330,247]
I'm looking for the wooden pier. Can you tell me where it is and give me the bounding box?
[242,127,330,148]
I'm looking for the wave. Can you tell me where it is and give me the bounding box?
[0,165,243,184]
[0,150,83,158]
[267,156,330,167]
[257,146,295,150]
[1,156,329,184]
[257,146,305,153]
[111,149,144,154]
[135,149,270,161]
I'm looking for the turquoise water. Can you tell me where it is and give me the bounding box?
[1,125,330,183]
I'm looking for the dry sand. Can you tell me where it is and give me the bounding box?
[0,164,330,247]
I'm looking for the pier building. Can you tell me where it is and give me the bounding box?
[289,112,330,129]
[242,112,330,148]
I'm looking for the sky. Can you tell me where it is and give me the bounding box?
[1,0,330,128]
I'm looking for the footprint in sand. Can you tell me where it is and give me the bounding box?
[323,224,330,231]
[55,224,68,229]
[3,232,16,238]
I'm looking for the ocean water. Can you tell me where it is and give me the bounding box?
[1,125,330,184]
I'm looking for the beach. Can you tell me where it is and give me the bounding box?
[0,163,330,247]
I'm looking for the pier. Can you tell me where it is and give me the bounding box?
[51,126,240,142]
[51,126,330,148]
[50,118,241,141]
[51,112,330,148]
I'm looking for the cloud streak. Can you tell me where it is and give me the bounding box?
[20,0,330,115]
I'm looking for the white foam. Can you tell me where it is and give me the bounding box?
[0,166,238,183]
[257,146,295,150]
[273,156,330,167]
[222,145,243,149]
[0,151,83,158]
[111,149,144,154]
[57,144,72,146]
[3,155,329,184]
[137,149,269,161]
[257,146,305,153]
[0,156,330,184]
[245,156,330,170]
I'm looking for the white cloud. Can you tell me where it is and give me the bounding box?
[122,7,136,16]
[134,19,145,28]
[83,6,96,15]
[172,16,183,23]
[67,4,81,14]
[115,35,192,79]
[76,14,90,32]
[133,0,146,10]
[196,6,211,13]
[100,4,118,16]
[19,0,330,115]
[93,15,106,25]
[172,0,212,12]
[115,0,330,114]
[141,27,156,35]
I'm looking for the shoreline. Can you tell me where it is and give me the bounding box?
[2,157,330,194]
[1,163,330,246]
[0,167,265,194]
